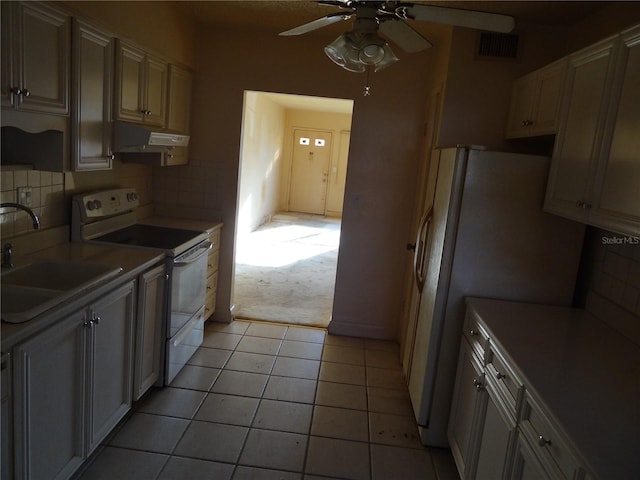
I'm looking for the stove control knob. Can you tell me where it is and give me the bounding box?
[86,200,96,211]
[94,200,102,209]
[126,192,138,202]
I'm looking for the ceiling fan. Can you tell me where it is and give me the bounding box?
[279,1,515,73]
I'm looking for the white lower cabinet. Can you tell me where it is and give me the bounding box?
[133,263,167,400]
[13,281,135,480]
[511,431,553,480]
[448,339,486,479]
[474,378,516,480]
[448,338,517,480]
[449,305,593,480]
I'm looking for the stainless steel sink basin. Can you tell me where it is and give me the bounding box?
[1,260,122,324]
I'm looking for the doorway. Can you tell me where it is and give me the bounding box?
[233,91,354,328]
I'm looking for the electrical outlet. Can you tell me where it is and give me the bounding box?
[17,187,32,206]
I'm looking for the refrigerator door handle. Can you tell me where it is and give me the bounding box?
[414,207,433,293]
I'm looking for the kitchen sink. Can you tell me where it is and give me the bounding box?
[1,260,122,323]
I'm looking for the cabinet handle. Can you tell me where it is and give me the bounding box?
[21,88,30,97]
[496,371,506,380]
[93,316,101,325]
[538,435,551,447]
[584,203,592,210]
[521,119,533,126]
[576,200,584,208]
[469,329,479,336]
[473,378,484,391]
[83,319,93,328]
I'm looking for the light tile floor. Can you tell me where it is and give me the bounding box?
[75,320,459,480]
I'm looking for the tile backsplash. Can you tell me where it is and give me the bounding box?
[579,227,640,344]
[0,166,66,237]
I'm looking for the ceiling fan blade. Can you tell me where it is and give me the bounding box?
[380,19,432,52]
[279,12,352,36]
[401,4,515,33]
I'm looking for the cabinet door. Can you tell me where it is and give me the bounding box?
[115,40,145,123]
[474,380,515,480]
[144,55,168,126]
[591,25,640,236]
[167,64,192,133]
[72,19,114,171]
[544,36,618,221]
[505,73,536,138]
[134,264,166,399]
[13,311,87,480]
[86,282,135,453]
[2,2,70,114]
[531,58,567,135]
[1,353,13,480]
[510,432,557,480]
[1,1,16,109]
[163,145,189,166]
[448,340,486,479]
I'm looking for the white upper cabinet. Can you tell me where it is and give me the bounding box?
[114,39,167,127]
[505,58,567,138]
[167,64,192,134]
[71,19,114,171]
[589,25,640,235]
[1,1,70,115]
[545,25,640,237]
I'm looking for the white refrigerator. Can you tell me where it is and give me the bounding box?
[403,147,585,446]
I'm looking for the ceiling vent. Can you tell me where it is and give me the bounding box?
[476,32,520,60]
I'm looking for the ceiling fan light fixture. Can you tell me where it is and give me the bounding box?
[373,43,399,71]
[325,32,399,73]
[324,33,366,73]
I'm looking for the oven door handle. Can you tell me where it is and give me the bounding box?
[174,241,212,266]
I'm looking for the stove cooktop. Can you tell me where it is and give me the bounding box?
[94,224,207,255]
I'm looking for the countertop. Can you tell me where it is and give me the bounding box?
[465,298,640,480]
[1,243,164,351]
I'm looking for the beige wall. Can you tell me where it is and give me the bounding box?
[281,109,353,216]
[237,91,285,238]
[438,23,568,152]
[167,26,433,333]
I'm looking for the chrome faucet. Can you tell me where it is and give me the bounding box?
[0,202,40,230]
[1,202,40,269]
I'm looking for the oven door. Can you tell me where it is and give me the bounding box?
[169,241,211,337]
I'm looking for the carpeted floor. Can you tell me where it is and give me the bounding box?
[233,213,341,328]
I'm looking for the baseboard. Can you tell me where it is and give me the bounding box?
[327,318,395,340]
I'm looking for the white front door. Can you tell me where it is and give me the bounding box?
[289,129,332,215]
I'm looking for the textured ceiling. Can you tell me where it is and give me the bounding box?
[180,1,608,38]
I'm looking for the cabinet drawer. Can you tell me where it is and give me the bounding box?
[207,252,219,273]
[463,310,490,363]
[486,346,523,417]
[520,393,585,480]
[206,271,218,295]
[209,227,221,250]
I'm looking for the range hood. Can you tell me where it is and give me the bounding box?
[113,121,189,153]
